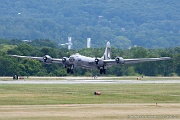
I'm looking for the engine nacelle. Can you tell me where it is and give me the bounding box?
[115,57,124,64]
[95,58,104,66]
[62,57,71,66]
[43,55,52,64]
[62,57,69,63]
[95,58,99,65]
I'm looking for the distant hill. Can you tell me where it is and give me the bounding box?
[0,0,179,49]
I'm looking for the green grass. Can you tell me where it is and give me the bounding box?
[0,84,180,105]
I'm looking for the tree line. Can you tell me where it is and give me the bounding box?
[0,0,179,49]
[0,39,179,76]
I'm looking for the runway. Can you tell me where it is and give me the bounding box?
[0,79,180,84]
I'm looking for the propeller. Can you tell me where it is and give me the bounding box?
[43,55,48,62]
[42,55,53,64]
[95,58,99,65]
[115,57,124,64]
[62,57,66,63]
[115,57,120,63]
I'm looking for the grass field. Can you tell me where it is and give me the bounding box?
[0,84,180,105]
[0,104,179,120]
[0,79,180,120]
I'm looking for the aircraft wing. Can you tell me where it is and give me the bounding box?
[104,57,171,65]
[123,57,171,64]
[8,55,63,64]
[9,55,44,61]
[50,58,63,63]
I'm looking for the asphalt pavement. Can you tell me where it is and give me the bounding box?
[0,79,180,84]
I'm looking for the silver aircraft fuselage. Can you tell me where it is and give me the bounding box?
[69,53,100,69]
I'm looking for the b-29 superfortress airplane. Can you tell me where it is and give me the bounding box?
[9,42,171,74]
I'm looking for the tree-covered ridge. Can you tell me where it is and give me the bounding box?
[0,0,179,49]
[0,39,179,76]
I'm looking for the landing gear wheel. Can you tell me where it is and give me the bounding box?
[100,69,106,74]
[67,68,74,74]
[103,69,106,74]
[70,69,74,74]
[67,68,70,74]
[100,69,103,74]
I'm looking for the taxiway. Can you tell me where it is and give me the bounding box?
[0,79,180,84]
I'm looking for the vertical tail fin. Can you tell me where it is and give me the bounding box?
[102,41,111,60]
[67,37,72,50]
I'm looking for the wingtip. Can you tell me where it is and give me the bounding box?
[162,57,171,60]
[8,55,16,56]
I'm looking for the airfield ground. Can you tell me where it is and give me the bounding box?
[0,76,179,120]
[1,76,180,81]
[0,104,179,120]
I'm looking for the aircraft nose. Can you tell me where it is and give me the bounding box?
[69,56,75,63]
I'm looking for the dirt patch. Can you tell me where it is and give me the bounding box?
[0,104,179,120]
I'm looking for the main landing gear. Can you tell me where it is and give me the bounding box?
[66,65,74,74]
[67,68,74,74]
[100,68,106,74]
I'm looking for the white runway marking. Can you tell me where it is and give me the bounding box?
[0,80,180,84]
